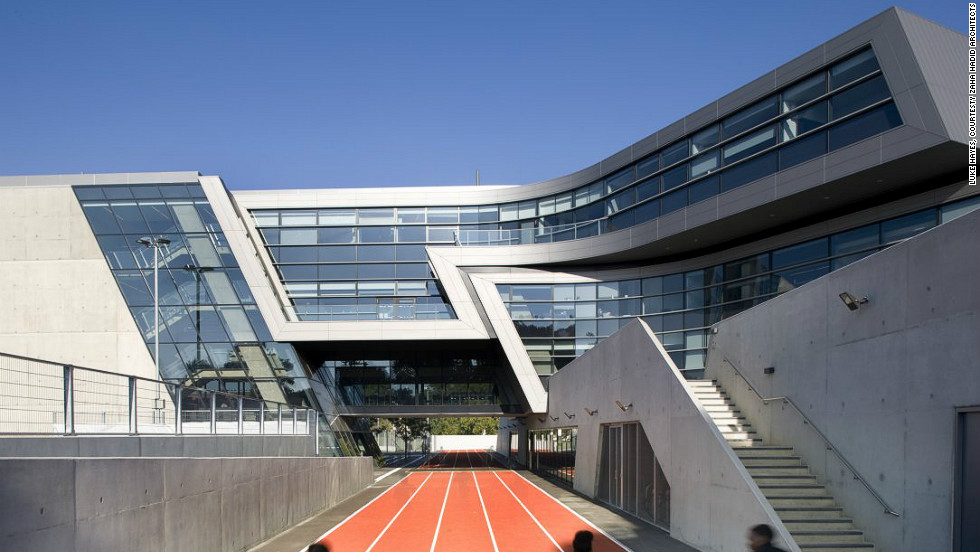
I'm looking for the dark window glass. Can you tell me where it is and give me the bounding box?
[111,203,151,234]
[724,254,770,280]
[773,261,830,291]
[279,229,317,245]
[781,73,826,112]
[723,126,777,164]
[662,273,684,293]
[662,293,684,311]
[621,298,642,316]
[187,306,232,342]
[607,209,634,232]
[459,207,480,224]
[881,210,936,243]
[278,264,318,281]
[397,226,427,243]
[661,140,689,167]
[620,280,641,297]
[688,175,719,204]
[82,204,123,234]
[319,227,356,244]
[259,228,279,244]
[830,48,880,89]
[103,187,134,200]
[830,75,890,120]
[782,101,828,141]
[139,203,179,234]
[634,199,659,224]
[660,189,687,215]
[511,285,552,301]
[396,263,430,279]
[691,150,719,178]
[396,245,428,261]
[159,185,191,198]
[132,187,164,199]
[317,264,356,280]
[74,187,104,200]
[779,131,828,170]
[772,238,828,268]
[691,125,719,155]
[357,245,396,262]
[98,235,139,269]
[358,264,397,279]
[116,270,154,306]
[636,177,660,201]
[636,156,660,179]
[515,320,553,338]
[319,245,355,262]
[831,225,880,255]
[722,97,778,138]
[276,246,317,263]
[661,165,688,191]
[597,300,619,318]
[606,188,636,215]
[575,202,604,222]
[828,103,902,150]
[358,226,395,243]
[721,152,777,192]
[605,167,635,194]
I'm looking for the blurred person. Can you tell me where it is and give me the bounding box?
[748,524,786,552]
[307,543,329,552]
[573,530,593,552]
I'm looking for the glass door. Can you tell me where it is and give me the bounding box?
[597,422,670,530]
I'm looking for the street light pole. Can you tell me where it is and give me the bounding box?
[137,237,171,378]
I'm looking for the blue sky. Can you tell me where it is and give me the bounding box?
[0,1,962,190]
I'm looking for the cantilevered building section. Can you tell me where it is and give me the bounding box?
[0,8,972,429]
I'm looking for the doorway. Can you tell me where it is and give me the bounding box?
[954,408,979,552]
[596,422,670,529]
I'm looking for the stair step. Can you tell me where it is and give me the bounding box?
[686,380,718,387]
[760,485,828,496]
[715,424,756,433]
[708,416,748,425]
[739,455,802,466]
[699,398,734,405]
[726,438,765,447]
[692,391,729,398]
[774,506,845,519]
[747,465,810,475]
[734,446,794,456]
[719,430,758,440]
[783,519,855,531]
[797,544,874,551]
[792,531,867,545]
[703,405,741,413]
[768,496,837,507]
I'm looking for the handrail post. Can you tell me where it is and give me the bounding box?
[259,402,266,435]
[236,396,244,434]
[209,391,217,434]
[175,386,183,435]
[277,404,282,435]
[292,407,298,434]
[314,411,319,455]
[63,365,74,435]
[128,376,138,435]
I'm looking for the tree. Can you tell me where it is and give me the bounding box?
[391,417,429,456]
[430,417,499,435]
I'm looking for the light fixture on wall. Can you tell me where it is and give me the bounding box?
[839,291,869,311]
[536,417,546,424]
[615,400,633,412]
[550,415,560,422]
[563,411,575,420]
[583,407,598,416]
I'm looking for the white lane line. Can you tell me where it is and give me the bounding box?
[428,471,455,552]
[508,472,634,552]
[491,471,563,552]
[472,472,501,552]
[375,453,428,482]
[364,471,436,552]
[297,471,422,552]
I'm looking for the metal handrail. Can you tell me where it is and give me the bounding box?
[0,350,315,437]
[720,355,900,517]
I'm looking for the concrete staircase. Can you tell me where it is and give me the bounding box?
[689,379,875,552]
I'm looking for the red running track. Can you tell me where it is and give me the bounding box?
[419,449,505,470]
[310,462,631,552]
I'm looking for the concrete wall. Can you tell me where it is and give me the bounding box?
[0,434,317,458]
[0,184,156,379]
[0,455,373,552]
[524,319,798,552]
[704,209,980,552]
[430,434,497,452]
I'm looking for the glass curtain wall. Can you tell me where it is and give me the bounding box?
[498,198,979,377]
[529,427,577,487]
[597,423,669,529]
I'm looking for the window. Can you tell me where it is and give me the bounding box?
[319,209,357,225]
[575,284,597,301]
[396,226,426,242]
[281,210,317,226]
[357,226,395,243]
[607,210,634,232]
[279,229,317,245]
[636,156,660,179]
[605,168,635,194]
[721,152,777,193]
[620,280,641,297]
[782,101,828,141]
[828,103,901,150]
[554,193,573,213]
[688,175,719,204]
[320,245,355,262]
[459,207,480,223]
[634,199,660,224]
[511,285,552,301]
[500,203,519,221]
[606,188,636,215]
[319,227,356,244]
[251,211,279,228]
[426,227,457,242]
[357,245,396,262]
[723,126,777,164]
[278,264,317,281]
[397,208,426,224]
[722,97,778,138]
[597,282,618,299]
[318,264,357,280]
[830,48,879,90]
[358,264,397,279]
[661,141,689,167]
[661,165,688,191]
[140,203,178,234]
[427,207,459,224]
[831,225,879,255]
[691,125,719,155]
[518,201,537,219]
[660,189,687,215]
[772,238,828,268]
[881,211,936,243]
[779,131,827,170]
[690,151,719,178]
[781,73,826,112]
[112,203,151,234]
[320,282,356,296]
[830,75,890,120]
[359,209,395,224]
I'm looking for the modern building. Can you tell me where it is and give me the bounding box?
[0,8,972,449]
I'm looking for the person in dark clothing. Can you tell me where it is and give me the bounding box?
[307,543,329,552]
[573,530,594,552]
[748,524,786,552]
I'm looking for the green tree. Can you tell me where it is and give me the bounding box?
[430,417,499,435]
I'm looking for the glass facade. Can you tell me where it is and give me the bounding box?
[529,427,577,487]
[597,423,670,529]
[497,198,979,377]
[73,182,358,455]
[255,47,899,251]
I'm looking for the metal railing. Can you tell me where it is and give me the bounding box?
[0,351,315,437]
[455,219,605,246]
[720,355,900,517]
